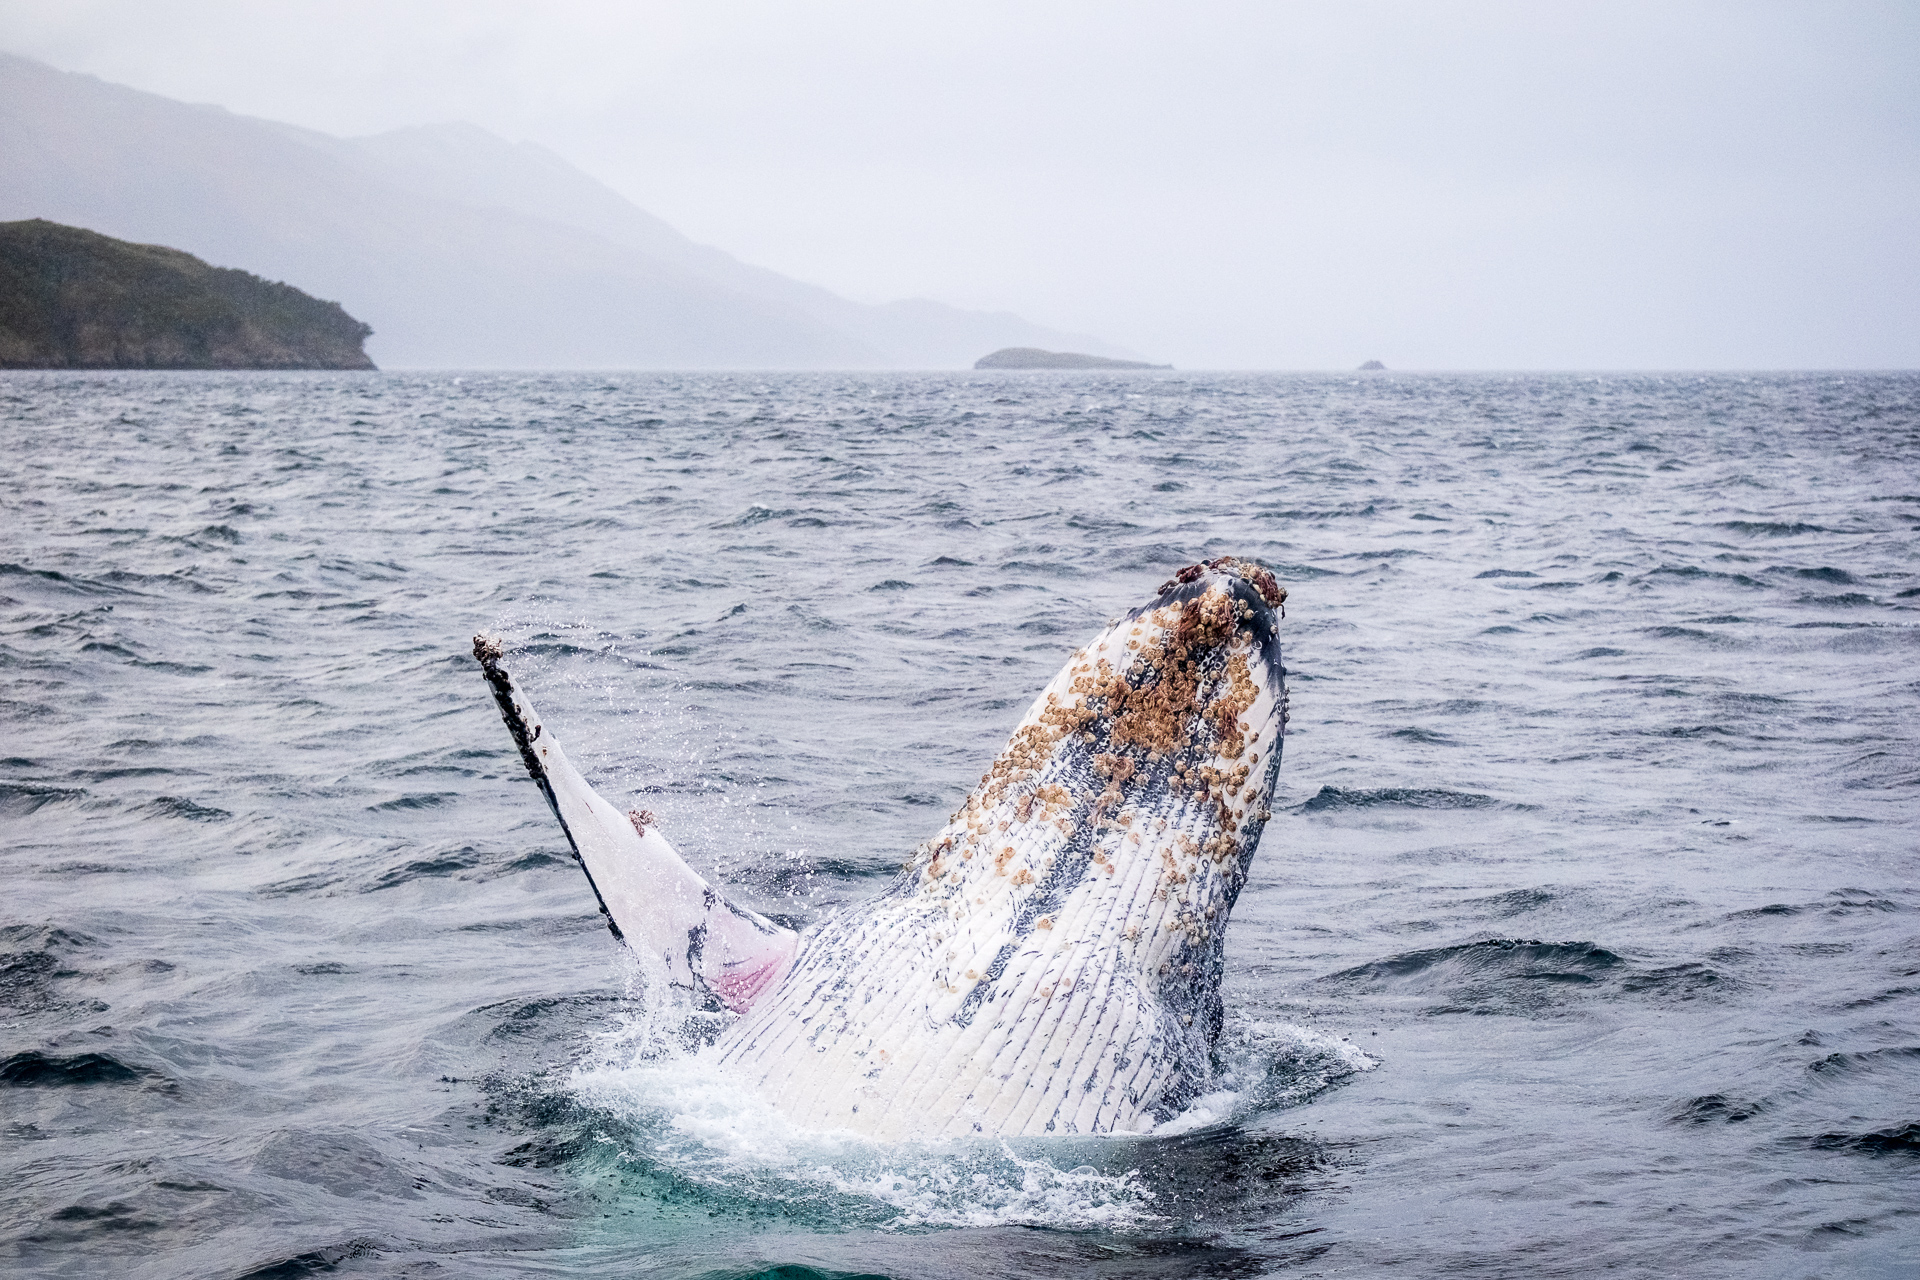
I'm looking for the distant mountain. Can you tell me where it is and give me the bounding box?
[0,218,374,369]
[0,52,1133,369]
[975,347,1170,370]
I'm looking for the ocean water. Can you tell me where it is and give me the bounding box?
[1,369,1916,1279]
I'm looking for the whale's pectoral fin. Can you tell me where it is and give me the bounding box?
[473,635,798,1013]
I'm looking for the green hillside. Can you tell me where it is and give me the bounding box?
[0,219,374,369]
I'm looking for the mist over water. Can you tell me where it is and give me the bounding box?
[2,370,1916,1278]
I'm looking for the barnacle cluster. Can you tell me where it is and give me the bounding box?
[903,559,1285,969]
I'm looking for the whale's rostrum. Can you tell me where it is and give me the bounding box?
[474,557,1288,1139]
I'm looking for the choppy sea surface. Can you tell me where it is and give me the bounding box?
[2,370,1917,1279]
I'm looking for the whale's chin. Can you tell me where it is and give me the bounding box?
[478,558,1288,1140]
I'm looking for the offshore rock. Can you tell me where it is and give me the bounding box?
[0,219,375,370]
[975,346,1171,370]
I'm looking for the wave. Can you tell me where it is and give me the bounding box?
[1456,887,1561,917]
[1642,564,1767,588]
[1311,938,1731,1016]
[0,1050,164,1088]
[0,926,96,1015]
[1149,1021,1377,1135]
[0,781,87,816]
[1641,624,1741,644]
[1618,962,1738,1000]
[1322,938,1625,988]
[1320,937,1749,1015]
[556,979,1368,1233]
[1807,1046,1920,1078]
[1778,565,1857,584]
[1795,1124,1920,1157]
[726,505,797,527]
[1253,503,1378,520]
[1729,890,1904,921]
[233,1240,382,1280]
[0,562,125,595]
[1715,520,1829,536]
[1670,1093,1768,1125]
[159,523,243,547]
[31,1201,164,1244]
[367,846,490,890]
[0,561,224,599]
[366,791,459,812]
[137,795,231,822]
[1298,786,1509,813]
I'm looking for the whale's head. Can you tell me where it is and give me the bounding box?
[966,554,1289,848]
[1118,555,1289,773]
[719,558,1292,1137]
[1012,553,1288,885]
[888,557,1289,1111]
[1029,555,1290,857]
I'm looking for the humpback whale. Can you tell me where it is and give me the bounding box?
[474,557,1288,1139]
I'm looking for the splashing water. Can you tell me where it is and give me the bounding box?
[560,953,1372,1230]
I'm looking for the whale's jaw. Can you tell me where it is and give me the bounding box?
[716,558,1288,1139]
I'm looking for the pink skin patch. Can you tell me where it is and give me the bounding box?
[714,955,787,1013]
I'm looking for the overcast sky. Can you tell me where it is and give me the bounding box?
[4,0,1916,368]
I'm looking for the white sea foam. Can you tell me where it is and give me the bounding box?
[571,1045,1162,1229]
[568,957,1163,1229]
[1152,1020,1379,1136]
[569,982,1369,1230]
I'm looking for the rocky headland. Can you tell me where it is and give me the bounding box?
[974,346,1170,370]
[0,219,375,369]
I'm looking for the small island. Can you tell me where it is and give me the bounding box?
[0,219,375,370]
[1358,359,1387,370]
[975,346,1170,370]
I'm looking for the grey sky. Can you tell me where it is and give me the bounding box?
[4,0,1916,368]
